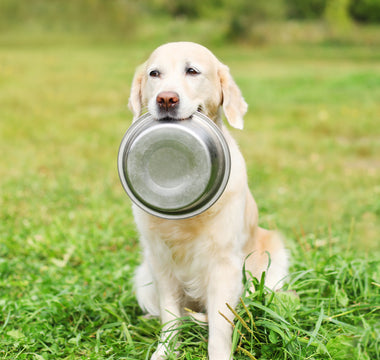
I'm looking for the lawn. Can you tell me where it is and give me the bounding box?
[0,30,379,359]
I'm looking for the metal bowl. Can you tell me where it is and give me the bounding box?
[117,112,231,219]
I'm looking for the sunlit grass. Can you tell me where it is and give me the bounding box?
[0,29,379,359]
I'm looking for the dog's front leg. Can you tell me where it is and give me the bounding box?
[151,275,181,360]
[207,261,242,360]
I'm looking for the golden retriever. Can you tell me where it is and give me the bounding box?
[128,42,288,360]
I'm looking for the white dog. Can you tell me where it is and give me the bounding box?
[128,42,288,360]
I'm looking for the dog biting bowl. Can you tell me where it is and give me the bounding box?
[117,112,231,219]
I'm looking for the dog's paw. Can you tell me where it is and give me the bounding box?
[151,347,167,360]
[151,344,179,360]
[151,352,166,360]
[184,308,208,324]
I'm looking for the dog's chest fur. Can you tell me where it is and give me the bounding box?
[134,204,244,302]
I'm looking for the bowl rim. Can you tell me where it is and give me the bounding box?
[117,111,231,219]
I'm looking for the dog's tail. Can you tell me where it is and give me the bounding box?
[245,228,289,291]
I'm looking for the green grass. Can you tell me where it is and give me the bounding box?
[0,27,379,359]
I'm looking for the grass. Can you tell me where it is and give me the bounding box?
[0,24,379,359]
[230,248,380,359]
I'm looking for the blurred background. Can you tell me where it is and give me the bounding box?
[1,0,380,45]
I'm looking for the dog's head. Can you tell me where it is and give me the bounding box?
[128,42,248,129]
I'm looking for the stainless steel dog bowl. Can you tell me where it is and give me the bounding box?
[118,112,231,219]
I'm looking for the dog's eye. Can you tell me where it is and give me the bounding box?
[186,67,200,76]
[149,70,160,78]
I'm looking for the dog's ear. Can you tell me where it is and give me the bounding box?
[128,63,146,121]
[218,64,248,130]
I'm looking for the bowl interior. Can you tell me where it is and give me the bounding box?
[118,112,230,219]
[125,123,212,211]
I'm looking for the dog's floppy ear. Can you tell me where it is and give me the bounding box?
[218,64,248,130]
[128,63,146,121]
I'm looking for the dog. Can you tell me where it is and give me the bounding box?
[128,42,288,360]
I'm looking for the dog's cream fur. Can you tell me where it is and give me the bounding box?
[128,42,288,360]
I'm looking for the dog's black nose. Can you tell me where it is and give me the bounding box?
[156,91,179,112]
